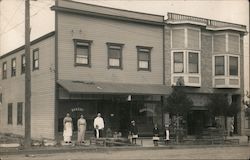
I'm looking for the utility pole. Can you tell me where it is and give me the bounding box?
[24,0,31,148]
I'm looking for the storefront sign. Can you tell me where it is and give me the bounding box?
[71,107,84,112]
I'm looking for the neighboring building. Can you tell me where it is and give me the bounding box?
[0,0,248,140]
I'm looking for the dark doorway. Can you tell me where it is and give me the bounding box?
[119,102,131,137]
[187,110,207,135]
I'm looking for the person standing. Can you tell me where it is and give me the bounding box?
[152,124,160,146]
[164,124,170,144]
[230,123,234,136]
[63,113,73,143]
[129,120,138,144]
[93,113,104,138]
[77,114,87,143]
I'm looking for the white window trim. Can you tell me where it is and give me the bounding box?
[212,54,240,88]
[171,50,201,87]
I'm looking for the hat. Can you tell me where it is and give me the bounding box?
[131,120,135,123]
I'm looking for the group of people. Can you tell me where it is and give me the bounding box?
[63,113,104,143]
[63,112,170,146]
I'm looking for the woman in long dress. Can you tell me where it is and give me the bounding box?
[77,114,87,143]
[63,113,73,143]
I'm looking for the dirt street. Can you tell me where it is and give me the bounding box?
[1,146,250,160]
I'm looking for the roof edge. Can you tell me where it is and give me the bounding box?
[0,31,55,59]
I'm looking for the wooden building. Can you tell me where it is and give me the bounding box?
[0,0,248,140]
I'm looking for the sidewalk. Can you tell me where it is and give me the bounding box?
[1,138,249,156]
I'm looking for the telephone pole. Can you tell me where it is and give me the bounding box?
[24,0,31,148]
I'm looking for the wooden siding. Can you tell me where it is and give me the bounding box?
[0,36,55,140]
[171,28,185,49]
[57,12,164,85]
[57,0,163,23]
[187,28,200,50]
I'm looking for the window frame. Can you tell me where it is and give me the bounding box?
[214,55,225,76]
[213,54,240,77]
[173,51,184,73]
[106,42,124,69]
[8,103,13,125]
[21,54,25,74]
[2,61,7,79]
[11,58,16,77]
[32,48,39,70]
[136,46,152,71]
[187,51,200,74]
[229,55,239,76]
[17,102,23,125]
[73,39,93,67]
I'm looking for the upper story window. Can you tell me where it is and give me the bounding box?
[21,54,25,74]
[2,62,7,79]
[33,49,39,70]
[74,39,92,67]
[215,56,225,76]
[11,58,16,77]
[173,52,184,73]
[137,46,152,71]
[229,56,238,76]
[188,52,199,73]
[171,50,201,87]
[213,55,240,88]
[107,42,124,69]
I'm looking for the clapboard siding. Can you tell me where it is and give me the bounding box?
[0,35,55,140]
[57,0,163,23]
[57,12,164,85]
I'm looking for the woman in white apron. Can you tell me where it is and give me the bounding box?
[63,113,73,143]
[164,124,170,144]
[77,114,87,143]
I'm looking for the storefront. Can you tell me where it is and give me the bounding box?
[57,80,170,137]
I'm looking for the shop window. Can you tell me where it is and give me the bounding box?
[2,62,7,79]
[107,42,124,69]
[21,54,25,74]
[17,102,23,125]
[11,58,16,77]
[74,39,92,66]
[137,46,152,71]
[8,103,13,125]
[33,49,39,70]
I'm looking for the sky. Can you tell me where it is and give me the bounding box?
[0,0,249,93]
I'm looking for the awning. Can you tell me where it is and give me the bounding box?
[57,80,171,95]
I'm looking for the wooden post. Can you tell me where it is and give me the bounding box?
[24,0,31,148]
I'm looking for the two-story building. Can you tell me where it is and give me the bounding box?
[0,0,248,140]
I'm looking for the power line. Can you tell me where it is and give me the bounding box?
[0,0,54,36]
[2,0,24,33]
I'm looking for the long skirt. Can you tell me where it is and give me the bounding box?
[78,125,86,142]
[63,122,72,142]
